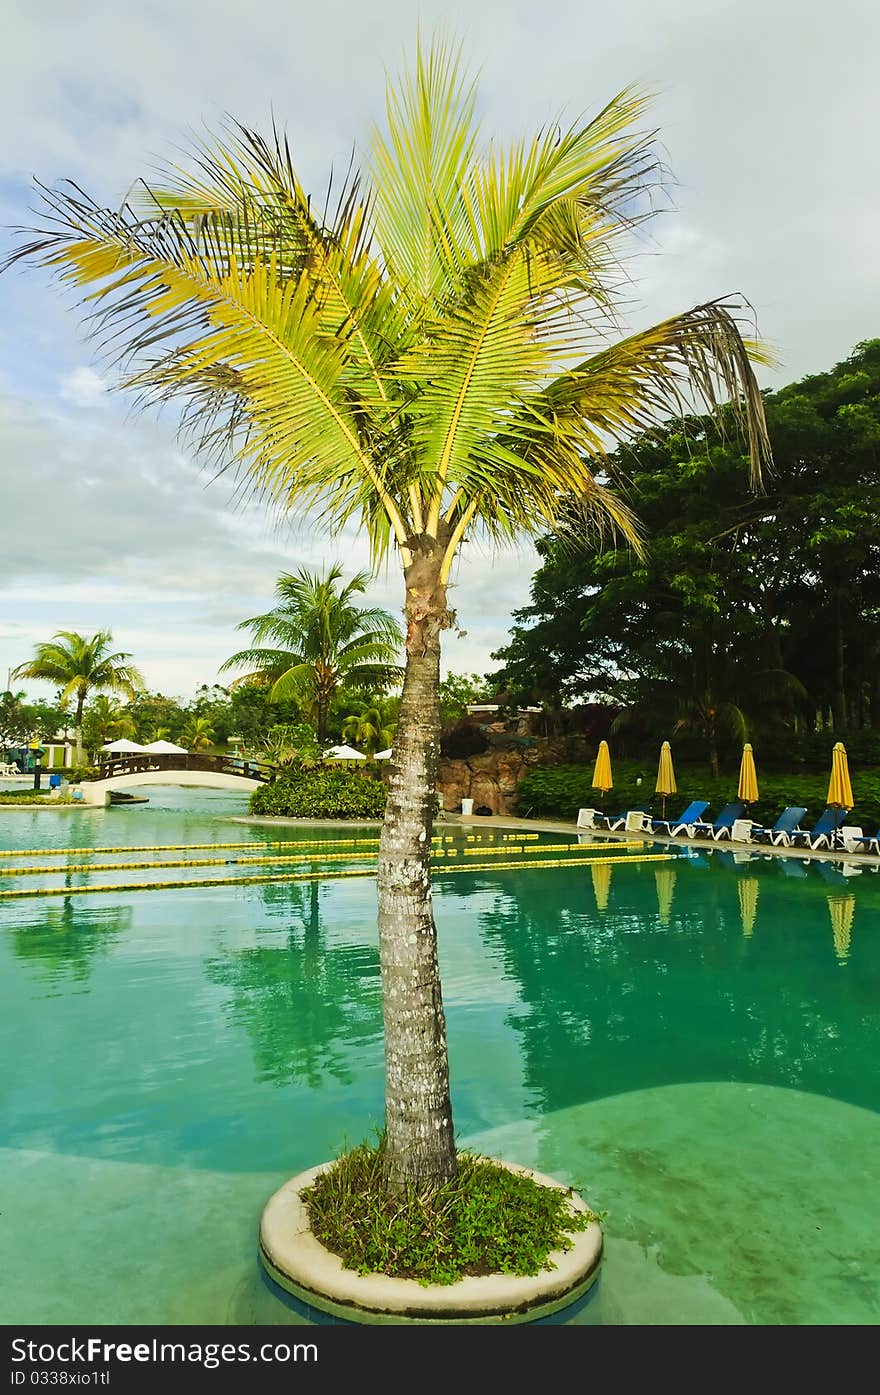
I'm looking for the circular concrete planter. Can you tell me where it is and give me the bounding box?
[259,1159,603,1325]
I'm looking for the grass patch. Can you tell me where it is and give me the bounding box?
[301,1141,596,1286]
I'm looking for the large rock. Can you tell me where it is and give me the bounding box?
[437,746,542,815]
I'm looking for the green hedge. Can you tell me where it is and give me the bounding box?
[249,766,387,820]
[0,790,76,805]
[516,762,880,834]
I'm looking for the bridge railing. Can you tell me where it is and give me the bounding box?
[96,752,275,783]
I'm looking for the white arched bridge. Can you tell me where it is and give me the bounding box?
[81,752,275,804]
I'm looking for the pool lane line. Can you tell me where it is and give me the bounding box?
[0,849,381,876]
[0,841,646,878]
[0,852,675,900]
[461,841,643,855]
[0,831,635,864]
[0,833,465,859]
[0,837,389,859]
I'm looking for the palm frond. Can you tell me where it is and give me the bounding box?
[7,185,409,553]
[368,35,480,307]
[530,299,773,486]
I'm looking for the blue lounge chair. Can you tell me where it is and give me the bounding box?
[651,800,710,836]
[851,827,880,855]
[749,806,808,846]
[689,801,746,841]
[789,808,843,850]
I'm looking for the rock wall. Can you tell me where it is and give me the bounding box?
[437,748,542,816]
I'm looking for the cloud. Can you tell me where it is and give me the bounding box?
[0,0,877,696]
[59,366,106,407]
[0,389,534,694]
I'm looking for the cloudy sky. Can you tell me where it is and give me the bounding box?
[1,0,877,700]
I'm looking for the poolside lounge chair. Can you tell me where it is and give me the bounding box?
[651,800,710,836]
[789,808,844,851]
[749,806,808,846]
[850,827,880,855]
[594,806,650,832]
[689,801,746,841]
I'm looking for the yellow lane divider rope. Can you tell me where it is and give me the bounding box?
[0,850,383,877]
[0,832,482,859]
[0,837,387,859]
[0,852,674,900]
[461,841,642,856]
[0,841,646,878]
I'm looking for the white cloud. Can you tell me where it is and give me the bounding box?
[59,366,106,407]
[0,0,877,695]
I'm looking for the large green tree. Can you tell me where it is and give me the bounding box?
[222,566,402,743]
[7,40,769,1190]
[493,341,880,756]
[12,631,143,762]
[82,694,137,757]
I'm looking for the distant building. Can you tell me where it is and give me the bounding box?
[2,734,75,772]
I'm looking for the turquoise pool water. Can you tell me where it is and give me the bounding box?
[1,787,879,1324]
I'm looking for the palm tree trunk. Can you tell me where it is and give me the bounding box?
[74,690,86,765]
[377,544,456,1193]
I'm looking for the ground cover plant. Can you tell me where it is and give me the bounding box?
[302,1141,595,1286]
[517,760,880,832]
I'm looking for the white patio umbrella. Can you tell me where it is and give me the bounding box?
[100,738,148,753]
[324,744,366,761]
[142,740,189,754]
[374,749,393,760]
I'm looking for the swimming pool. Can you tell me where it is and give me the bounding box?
[1,788,878,1324]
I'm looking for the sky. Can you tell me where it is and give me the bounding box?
[1,0,877,702]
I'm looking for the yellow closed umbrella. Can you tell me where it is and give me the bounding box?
[827,741,854,809]
[591,740,613,801]
[827,742,854,847]
[655,740,677,818]
[737,743,759,806]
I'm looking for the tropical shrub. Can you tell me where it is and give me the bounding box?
[516,762,880,832]
[250,766,387,819]
[69,764,99,783]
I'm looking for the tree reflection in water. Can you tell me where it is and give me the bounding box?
[10,890,131,986]
[206,878,382,1089]
[469,858,880,1116]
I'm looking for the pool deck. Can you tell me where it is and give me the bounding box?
[225,810,879,868]
[443,812,880,868]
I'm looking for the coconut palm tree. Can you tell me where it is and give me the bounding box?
[342,705,395,760]
[12,631,143,763]
[221,566,402,742]
[83,694,137,757]
[182,714,215,750]
[6,39,770,1191]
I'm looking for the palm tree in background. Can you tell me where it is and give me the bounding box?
[342,705,395,759]
[7,39,770,1191]
[182,714,215,750]
[13,631,143,762]
[83,694,137,757]
[221,566,403,742]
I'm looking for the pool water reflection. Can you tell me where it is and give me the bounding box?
[1,789,878,1324]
